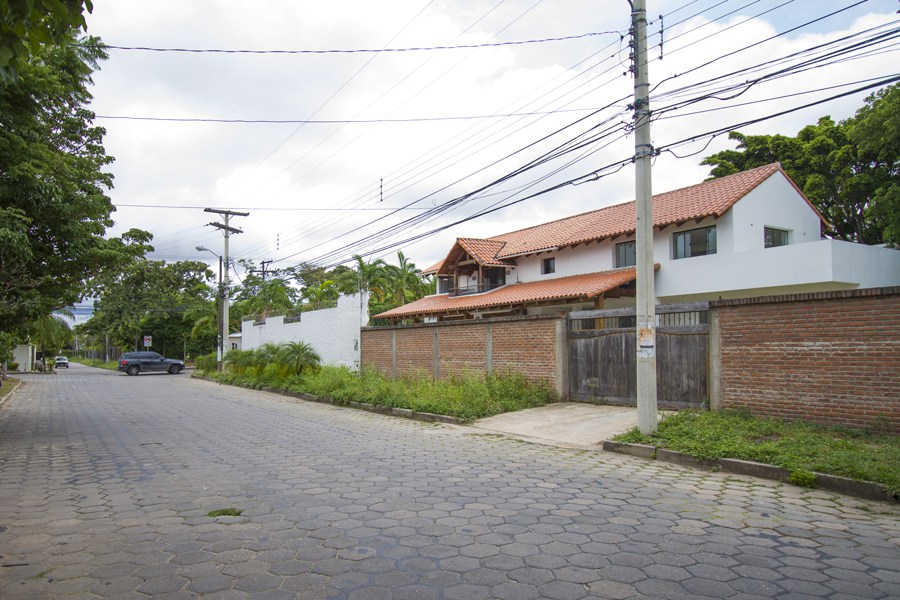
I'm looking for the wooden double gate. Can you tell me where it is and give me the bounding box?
[568,302,709,410]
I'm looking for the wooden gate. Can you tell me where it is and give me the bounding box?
[568,303,709,410]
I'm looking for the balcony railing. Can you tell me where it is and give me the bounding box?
[449,280,505,296]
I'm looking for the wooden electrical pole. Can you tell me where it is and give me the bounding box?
[631,0,658,434]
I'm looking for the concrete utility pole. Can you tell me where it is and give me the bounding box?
[205,208,249,364]
[196,245,223,370]
[631,0,658,434]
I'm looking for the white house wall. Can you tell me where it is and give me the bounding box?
[655,238,900,302]
[730,172,822,252]
[240,293,369,370]
[13,345,33,372]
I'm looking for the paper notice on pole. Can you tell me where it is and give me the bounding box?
[638,326,655,358]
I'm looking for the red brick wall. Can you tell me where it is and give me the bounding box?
[713,288,900,432]
[492,319,559,385]
[360,328,394,376]
[361,314,563,392]
[438,326,487,378]
[396,328,434,377]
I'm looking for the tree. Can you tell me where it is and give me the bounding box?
[847,85,900,247]
[1,0,93,83]
[701,85,899,246]
[28,311,72,370]
[80,258,214,353]
[275,341,320,376]
[333,255,390,301]
[385,251,427,306]
[301,280,338,310]
[0,34,145,332]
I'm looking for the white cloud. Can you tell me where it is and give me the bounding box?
[85,0,899,273]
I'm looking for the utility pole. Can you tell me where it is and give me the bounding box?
[631,0,658,433]
[250,259,273,281]
[205,208,249,363]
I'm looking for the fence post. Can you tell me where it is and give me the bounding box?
[708,308,721,411]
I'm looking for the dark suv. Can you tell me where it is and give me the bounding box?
[118,352,184,376]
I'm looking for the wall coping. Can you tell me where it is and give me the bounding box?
[709,286,900,308]
[363,312,565,332]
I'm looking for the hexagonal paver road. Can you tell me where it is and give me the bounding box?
[0,366,897,599]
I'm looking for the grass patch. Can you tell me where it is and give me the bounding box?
[207,508,243,517]
[614,409,900,494]
[69,357,120,370]
[199,365,554,422]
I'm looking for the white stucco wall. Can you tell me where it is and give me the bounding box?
[729,172,822,252]
[655,239,900,302]
[12,344,33,371]
[240,293,369,370]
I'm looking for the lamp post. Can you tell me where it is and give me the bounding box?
[197,245,224,371]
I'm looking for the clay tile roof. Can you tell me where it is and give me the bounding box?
[491,163,793,258]
[373,268,639,319]
[457,238,512,267]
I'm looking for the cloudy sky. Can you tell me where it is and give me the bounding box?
[82,0,899,281]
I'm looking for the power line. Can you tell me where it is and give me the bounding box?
[97,31,619,55]
[94,106,605,125]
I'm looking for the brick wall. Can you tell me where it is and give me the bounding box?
[492,319,560,385]
[361,314,565,395]
[712,287,900,432]
[438,326,487,378]
[360,328,394,376]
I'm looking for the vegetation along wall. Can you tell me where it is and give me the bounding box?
[361,314,566,398]
[710,287,900,433]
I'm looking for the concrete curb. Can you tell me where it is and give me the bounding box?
[0,377,22,407]
[602,441,897,504]
[191,374,466,426]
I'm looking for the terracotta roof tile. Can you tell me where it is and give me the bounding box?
[374,268,638,319]
[490,164,794,257]
[456,238,512,267]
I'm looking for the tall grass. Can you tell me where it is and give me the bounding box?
[198,356,553,422]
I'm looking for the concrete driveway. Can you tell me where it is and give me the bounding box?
[473,403,643,448]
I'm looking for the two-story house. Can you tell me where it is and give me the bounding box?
[375,163,900,322]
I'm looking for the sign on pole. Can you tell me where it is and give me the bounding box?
[143,335,152,348]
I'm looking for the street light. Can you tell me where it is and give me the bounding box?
[197,245,224,371]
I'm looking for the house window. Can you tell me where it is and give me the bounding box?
[437,276,452,294]
[764,227,789,248]
[674,225,716,259]
[615,241,635,268]
[542,257,555,274]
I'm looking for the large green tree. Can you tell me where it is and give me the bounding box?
[80,258,214,354]
[1,0,93,83]
[701,85,899,246]
[0,34,145,331]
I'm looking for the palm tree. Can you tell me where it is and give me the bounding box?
[275,341,320,376]
[386,251,426,306]
[29,311,73,371]
[224,348,254,375]
[301,280,338,310]
[352,255,390,303]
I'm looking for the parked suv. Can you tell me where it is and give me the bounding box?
[118,352,184,376]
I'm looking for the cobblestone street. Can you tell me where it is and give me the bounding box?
[1,364,898,599]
